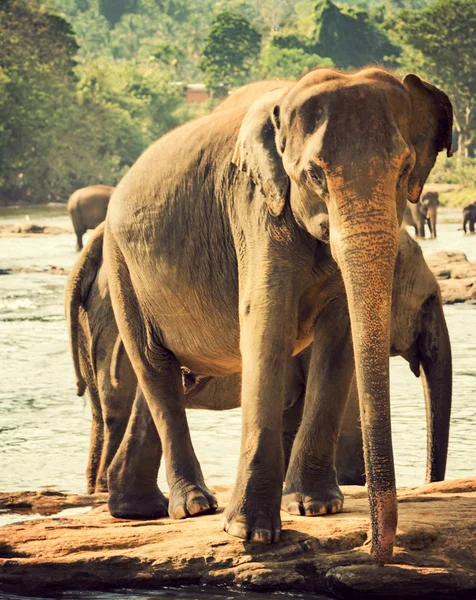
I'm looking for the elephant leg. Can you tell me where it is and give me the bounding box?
[417,220,426,238]
[105,234,216,519]
[222,250,298,544]
[282,353,307,475]
[335,375,366,486]
[108,388,169,518]
[86,386,104,494]
[95,391,134,493]
[282,297,354,516]
[282,394,304,476]
[470,218,475,233]
[76,231,85,251]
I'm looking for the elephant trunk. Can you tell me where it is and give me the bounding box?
[418,295,452,482]
[328,183,399,565]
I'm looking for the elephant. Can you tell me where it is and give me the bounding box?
[66,225,451,498]
[67,184,114,251]
[336,231,452,485]
[102,68,452,563]
[463,201,476,233]
[403,190,439,238]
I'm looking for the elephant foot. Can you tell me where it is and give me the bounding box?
[221,494,281,544]
[168,482,217,520]
[108,489,169,520]
[281,482,344,516]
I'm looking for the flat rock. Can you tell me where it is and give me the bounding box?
[426,251,476,304]
[0,479,475,599]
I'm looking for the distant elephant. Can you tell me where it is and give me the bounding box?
[101,68,452,563]
[403,190,439,238]
[463,202,476,233]
[67,184,114,250]
[66,225,451,522]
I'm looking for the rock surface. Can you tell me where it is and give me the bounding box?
[0,480,475,598]
[426,251,476,304]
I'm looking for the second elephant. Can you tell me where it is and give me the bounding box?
[403,190,439,238]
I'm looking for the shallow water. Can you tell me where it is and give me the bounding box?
[0,206,475,598]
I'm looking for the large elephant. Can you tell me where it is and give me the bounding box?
[67,184,114,251]
[463,201,476,233]
[66,226,451,497]
[102,68,452,563]
[403,190,439,238]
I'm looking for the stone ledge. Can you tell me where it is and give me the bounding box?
[426,251,476,304]
[0,479,475,599]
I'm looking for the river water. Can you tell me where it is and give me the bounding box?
[0,206,474,599]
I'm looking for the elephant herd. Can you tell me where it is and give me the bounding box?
[64,68,458,565]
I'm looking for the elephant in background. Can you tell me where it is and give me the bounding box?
[102,68,452,563]
[463,202,476,233]
[403,190,439,238]
[67,184,114,251]
[66,225,451,517]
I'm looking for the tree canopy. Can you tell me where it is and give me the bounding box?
[388,0,476,158]
[1,0,474,204]
[200,11,261,94]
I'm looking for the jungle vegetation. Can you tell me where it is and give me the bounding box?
[0,0,474,204]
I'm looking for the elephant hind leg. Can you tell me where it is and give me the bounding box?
[104,229,217,520]
[69,210,86,251]
[108,388,168,519]
[86,386,104,494]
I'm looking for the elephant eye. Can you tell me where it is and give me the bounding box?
[308,162,326,186]
[397,165,411,189]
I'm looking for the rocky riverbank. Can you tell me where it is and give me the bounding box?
[426,251,476,304]
[0,479,475,599]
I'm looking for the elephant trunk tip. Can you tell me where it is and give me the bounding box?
[370,490,398,565]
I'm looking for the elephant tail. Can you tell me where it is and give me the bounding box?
[110,334,126,390]
[65,222,105,397]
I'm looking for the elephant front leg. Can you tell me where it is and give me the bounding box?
[108,388,169,518]
[222,263,298,544]
[282,297,354,516]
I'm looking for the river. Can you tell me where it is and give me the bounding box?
[0,205,474,599]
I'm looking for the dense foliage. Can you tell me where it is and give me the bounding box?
[0,0,474,204]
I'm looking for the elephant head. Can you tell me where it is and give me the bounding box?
[233,68,453,563]
[391,231,451,483]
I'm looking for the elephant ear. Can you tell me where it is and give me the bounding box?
[232,88,290,216]
[403,74,453,204]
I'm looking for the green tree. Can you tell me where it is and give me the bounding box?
[200,11,261,94]
[261,44,333,79]
[310,0,400,69]
[0,0,80,202]
[389,0,476,159]
[98,0,139,24]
